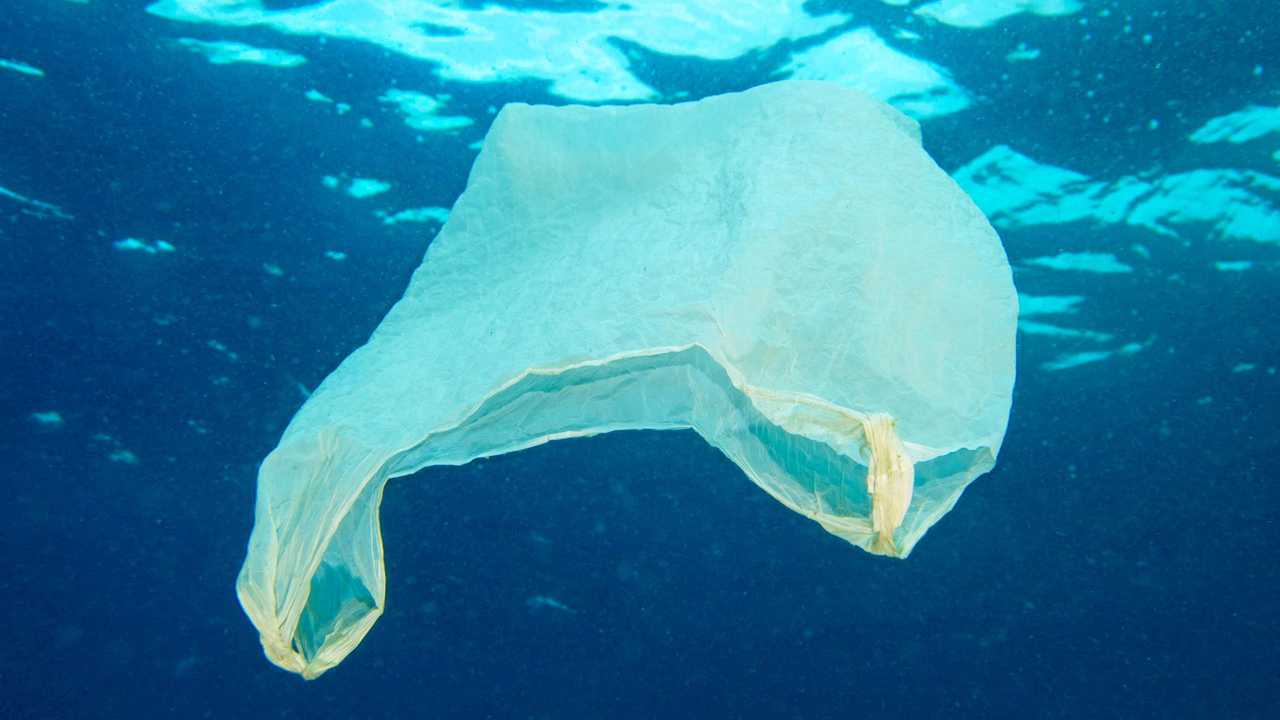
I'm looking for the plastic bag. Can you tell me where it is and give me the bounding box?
[237,80,1018,678]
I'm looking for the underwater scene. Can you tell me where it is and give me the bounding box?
[2,1,1277,718]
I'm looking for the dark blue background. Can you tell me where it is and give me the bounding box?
[2,1,1277,717]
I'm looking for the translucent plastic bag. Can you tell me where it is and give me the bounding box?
[237,81,1018,678]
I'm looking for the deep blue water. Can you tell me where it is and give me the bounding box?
[2,1,1278,718]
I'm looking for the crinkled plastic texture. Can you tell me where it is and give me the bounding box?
[237,80,1018,679]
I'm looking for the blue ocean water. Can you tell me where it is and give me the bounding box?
[2,1,1278,718]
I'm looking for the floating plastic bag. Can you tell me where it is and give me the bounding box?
[238,80,1018,678]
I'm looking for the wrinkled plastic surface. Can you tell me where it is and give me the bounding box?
[237,80,1018,678]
